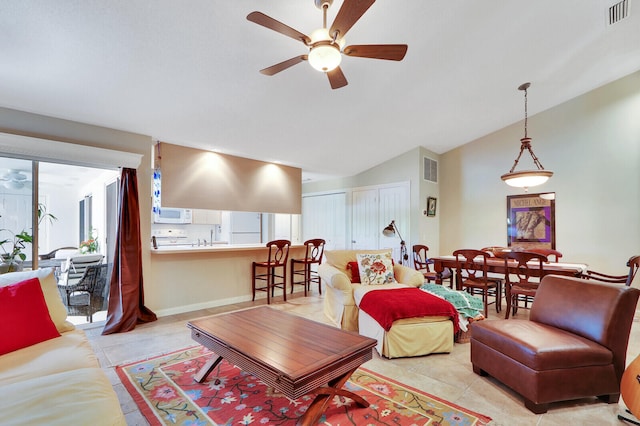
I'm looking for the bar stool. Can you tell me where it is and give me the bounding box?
[290,238,325,296]
[252,239,290,304]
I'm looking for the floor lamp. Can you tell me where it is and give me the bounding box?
[382,220,408,265]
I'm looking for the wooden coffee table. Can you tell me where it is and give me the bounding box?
[187,306,376,426]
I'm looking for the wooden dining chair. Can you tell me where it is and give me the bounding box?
[252,240,290,304]
[502,251,548,319]
[584,255,640,286]
[453,249,499,317]
[413,245,453,286]
[412,244,436,282]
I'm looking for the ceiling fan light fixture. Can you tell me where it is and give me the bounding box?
[308,43,342,72]
[308,29,344,72]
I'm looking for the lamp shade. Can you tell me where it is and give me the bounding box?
[501,170,553,188]
[308,43,342,72]
[382,223,396,237]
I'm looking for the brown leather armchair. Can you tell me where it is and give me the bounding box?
[470,274,640,414]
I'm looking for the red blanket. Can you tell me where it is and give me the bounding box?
[359,287,459,333]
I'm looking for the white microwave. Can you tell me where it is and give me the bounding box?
[153,208,192,224]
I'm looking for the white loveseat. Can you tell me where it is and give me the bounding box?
[0,268,125,426]
[318,249,424,331]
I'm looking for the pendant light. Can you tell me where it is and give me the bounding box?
[501,82,553,191]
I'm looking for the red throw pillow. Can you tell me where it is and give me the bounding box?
[347,261,361,283]
[0,277,61,355]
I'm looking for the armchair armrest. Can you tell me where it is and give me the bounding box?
[318,264,352,291]
[394,264,424,287]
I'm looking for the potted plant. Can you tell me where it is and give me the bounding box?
[0,230,32,273]
[0,203,57,273]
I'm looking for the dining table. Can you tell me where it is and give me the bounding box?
[431,255,588,286]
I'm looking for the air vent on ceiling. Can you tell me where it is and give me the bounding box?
[609,0,629,25]
[423,157,438,183]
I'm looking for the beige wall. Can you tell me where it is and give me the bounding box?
[440,71,640,273]
[303,147,442,254]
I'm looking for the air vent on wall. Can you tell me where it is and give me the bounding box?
[609,0,629,25]
[423,157,438,183]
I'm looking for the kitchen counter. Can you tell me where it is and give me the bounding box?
[150,243,304,255]
[147,243,308,314]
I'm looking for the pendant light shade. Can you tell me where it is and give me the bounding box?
[501,82,553,191]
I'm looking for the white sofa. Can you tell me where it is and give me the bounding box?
[0,268,125,426]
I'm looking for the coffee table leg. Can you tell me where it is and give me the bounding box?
[296,367,367,426]
[194,354,223,383]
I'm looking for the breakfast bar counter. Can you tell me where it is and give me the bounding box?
[147,243,306,315]
[150,243,304,255]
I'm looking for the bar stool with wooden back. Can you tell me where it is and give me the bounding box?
[453,249,499,317]
[290,238,325,296]
[501,251,548,319]
[252,239,291,304]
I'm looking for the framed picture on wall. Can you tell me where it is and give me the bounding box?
[507,193,556,250]
[427,197,437,217]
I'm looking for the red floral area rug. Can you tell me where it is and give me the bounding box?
[116,345,491,425]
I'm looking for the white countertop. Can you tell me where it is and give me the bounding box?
[150,243,304,254]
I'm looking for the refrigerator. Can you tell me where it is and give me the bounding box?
[229,212,262,244]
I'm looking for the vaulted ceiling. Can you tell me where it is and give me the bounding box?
[2,1,639,181]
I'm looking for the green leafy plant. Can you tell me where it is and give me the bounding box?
[38,202,57,225]
[0,230,33,272]
[0,203,57,272]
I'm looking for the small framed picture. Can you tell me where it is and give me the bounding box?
[427,197,437,217]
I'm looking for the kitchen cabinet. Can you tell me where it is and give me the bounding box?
[191,209,222,225]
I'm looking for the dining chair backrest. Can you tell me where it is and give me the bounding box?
[412,245,432,272]
[526,248,563,263]
[627,256,640,286]
[502,251,548,290]
[453,249,489,283]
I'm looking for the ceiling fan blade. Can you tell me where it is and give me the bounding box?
[247,12,311,44]
[259,55,308,76]
[329,0,376,39]
[327,67,348,90]
[343,44,408,61]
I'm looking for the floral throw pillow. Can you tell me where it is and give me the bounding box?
[356,252,396,285]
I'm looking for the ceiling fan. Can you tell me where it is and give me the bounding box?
[1,169,31,190]
[247,0,408,89]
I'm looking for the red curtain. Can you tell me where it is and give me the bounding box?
[102,168,156,334]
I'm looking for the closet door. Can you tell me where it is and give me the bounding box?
[379,185,410,264]
[350,183,410,263]
[301,192,347,250]
[351,189,378,250]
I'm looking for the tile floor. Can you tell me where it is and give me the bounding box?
[82,293,640,426]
